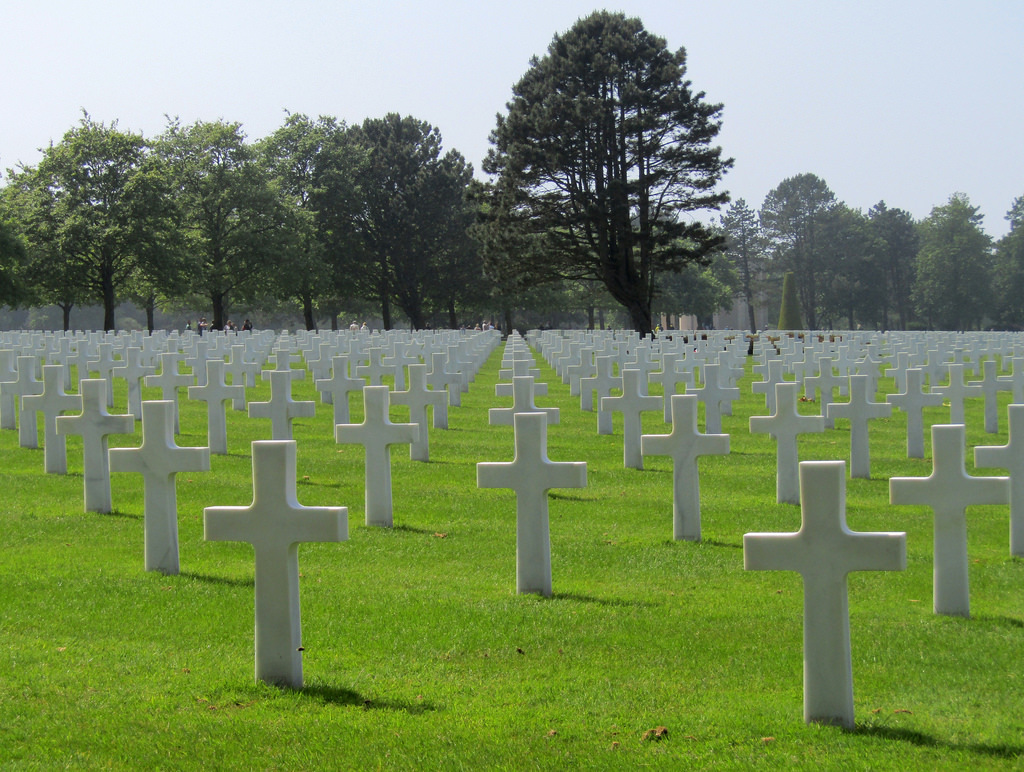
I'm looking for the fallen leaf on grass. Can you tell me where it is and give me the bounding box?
[894,709,913,714]
[762,737,775,743]
[546,729,557,738]
[434,532,447,539]
[872,708,882,714]
[642,726,668,742]
[516,647,525,655]
[610,742,620,750]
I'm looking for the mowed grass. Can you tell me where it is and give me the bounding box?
[1,339,1022,770]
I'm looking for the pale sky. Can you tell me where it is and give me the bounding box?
[3,0,1021,237]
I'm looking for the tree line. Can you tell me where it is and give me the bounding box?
[1,12,1020,334]
[0,112,482,332]
[721,174,1024,332]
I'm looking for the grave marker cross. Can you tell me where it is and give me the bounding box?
[975,404,1024,557]
[56,379,135,513]
[744,460,906,729]
[22,364,82,473]
[890,424,1008,617]
[641,394,729,541]
[335,386,418,527]
[477,412,586,597]
[110,400,211,574]
[204,440,347,689]
[749,382,824,504]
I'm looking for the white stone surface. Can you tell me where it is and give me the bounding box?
[641,394,729,541]
[890,424,1009,617]
[248,368,315,441]
[56,379,135,513]
[110,400,210,574]
[744,460,906,729]
[601,369,662,469]
[478,411,586,597]
[826,374,891,479]
[22,364,82,473]
[188,359,245,454]
[975,404,1024,557]
[335,385,418,527]
[204,440,347,688]
[750,382,824,504]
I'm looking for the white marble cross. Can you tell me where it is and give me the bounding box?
[113,346,156,420]
[975,404,1024,557]
[750,382,825,504]
[12,356,46,448]
[648,352,694,423]
[22,364,82,473]
[0,349,19,430]
[890,423,1009,617]
[996,356,1024,404]
[932,363,983,425]
[355,346,397,386]
[3,355,44,447]
[477,411,586,597]
[826,374,892,479]
[974,359,1012,434]
[145,352,194,434]
[335,385,418,527]
[109,400,211,574]
[751,358,786,415]
[204,440,347,688]
[692,362,739,434]
[88,343,119,406]
[248,369,316,441]
[744,460,906,729]
[390,363,448,460]
[189,359,245,454]
[601,368,662,469]
[426,350,462,407]
[886,368,944,458]
[56,379,135,513]
[580,355,621,435]
[315,355,364,426]
[641,394,729,541]
[489,375,559,426]
[804,357,842,429]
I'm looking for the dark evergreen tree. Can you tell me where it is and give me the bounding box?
[483,11,731,336]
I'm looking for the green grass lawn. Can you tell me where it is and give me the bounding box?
[1,340,1022,770]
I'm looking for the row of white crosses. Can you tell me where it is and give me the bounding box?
[530,328,1024,727]
[4,326,1020,713]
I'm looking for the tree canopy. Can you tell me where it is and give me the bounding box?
[483,11,731,335]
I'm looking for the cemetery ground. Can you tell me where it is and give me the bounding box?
[1,344,1022,769]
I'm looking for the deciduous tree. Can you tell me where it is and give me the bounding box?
[913,193,992,330]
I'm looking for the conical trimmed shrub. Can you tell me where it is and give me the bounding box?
[777,271,804,331]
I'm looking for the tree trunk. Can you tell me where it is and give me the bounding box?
[102,269,116,332]
[746,301,757,334]
[302,294,316,331]
[60,303,73,332]
[211,293,226,331]
[380,293,392,330]
[587,305,595,330]
[448,299,458,330]
[503,306,513,336]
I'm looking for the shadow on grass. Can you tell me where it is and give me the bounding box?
[852,725,1024,759]
[100,510,143,520]
[179,571,254,588]
[302,684,438,714]
[549,591,658,608]
[699,538,744,550]
[972,613,1024,629]
[549,491,598,501]
[388,524,445,536]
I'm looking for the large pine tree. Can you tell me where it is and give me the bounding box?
[483,11,731,336]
